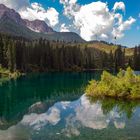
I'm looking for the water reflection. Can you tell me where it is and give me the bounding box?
[0,72,101,130]
[1,95,140,140]
[89,97,140,119]
[1,72,140,140]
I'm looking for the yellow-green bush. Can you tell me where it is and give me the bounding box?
[0,65,22,79]
[86,67,140,99]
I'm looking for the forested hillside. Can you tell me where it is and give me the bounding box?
[0,34,138,73]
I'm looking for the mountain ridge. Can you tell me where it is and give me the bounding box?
[0,4,85,43]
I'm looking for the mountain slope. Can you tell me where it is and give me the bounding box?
[0,16,84,42]
[0,4,54,33]
[42,32,85,42]
[0,14,41,39]
[24,19,54,33]
[0,4,85,43]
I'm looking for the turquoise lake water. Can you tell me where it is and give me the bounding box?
[0,72,140,140]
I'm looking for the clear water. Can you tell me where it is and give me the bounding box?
[0,72,140,140]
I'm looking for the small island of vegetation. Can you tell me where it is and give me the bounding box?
[86,67,140,99]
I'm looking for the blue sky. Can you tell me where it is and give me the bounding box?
[1,0,140,47]
[31,0,140,47]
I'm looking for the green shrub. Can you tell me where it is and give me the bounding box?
[86,67,140,99]
[0,65,22,79]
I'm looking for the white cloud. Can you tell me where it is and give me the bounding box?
[69,0,77,4]
[0,0,29,10]
[60,1,135,41]
[73,1,114,41]
[113,2,125,12]
[60,0,69,4]
[60,23,70,32]
[113,16,136,39]
[19,2,59,27]
[60,0,80,18]
[45,7,59,27]
[0,1,59,27]
[118,17,136,31]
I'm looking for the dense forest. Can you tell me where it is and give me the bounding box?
[0,34,139,73]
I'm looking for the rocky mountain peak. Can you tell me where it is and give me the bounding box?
[24,19,54,33]
[0,4,54,33]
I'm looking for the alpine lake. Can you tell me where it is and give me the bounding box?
[0,72,140,140]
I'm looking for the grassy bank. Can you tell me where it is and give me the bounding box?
[86,67,140,99]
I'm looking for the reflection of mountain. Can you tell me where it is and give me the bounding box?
[1,72,140,139]
[0,72,100,130]
[1,95,137,140]
[0,91,79,130]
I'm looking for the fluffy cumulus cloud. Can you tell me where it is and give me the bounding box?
[112,16,136,39]
[0,0,59,27]
[0,0,29,10]
[60,23,70,32]
[60,0,80,18]
[60,1,136,41]
[19,2,59,27]
[113,2,125,12]
[73,2,114,41]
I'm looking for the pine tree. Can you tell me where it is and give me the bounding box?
[0,36,4,66]
[133,46,138,70]
[114,46,123,71]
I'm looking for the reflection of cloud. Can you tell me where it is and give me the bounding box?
[0,95,127,139]
[61,101,70,110]
[62,95,125,136]
[0,125,29,140]
[114,121,125,129]
[60,23,70,32]
[75,95,109,130]
[21,107,61,130]
[62,114,80,138]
